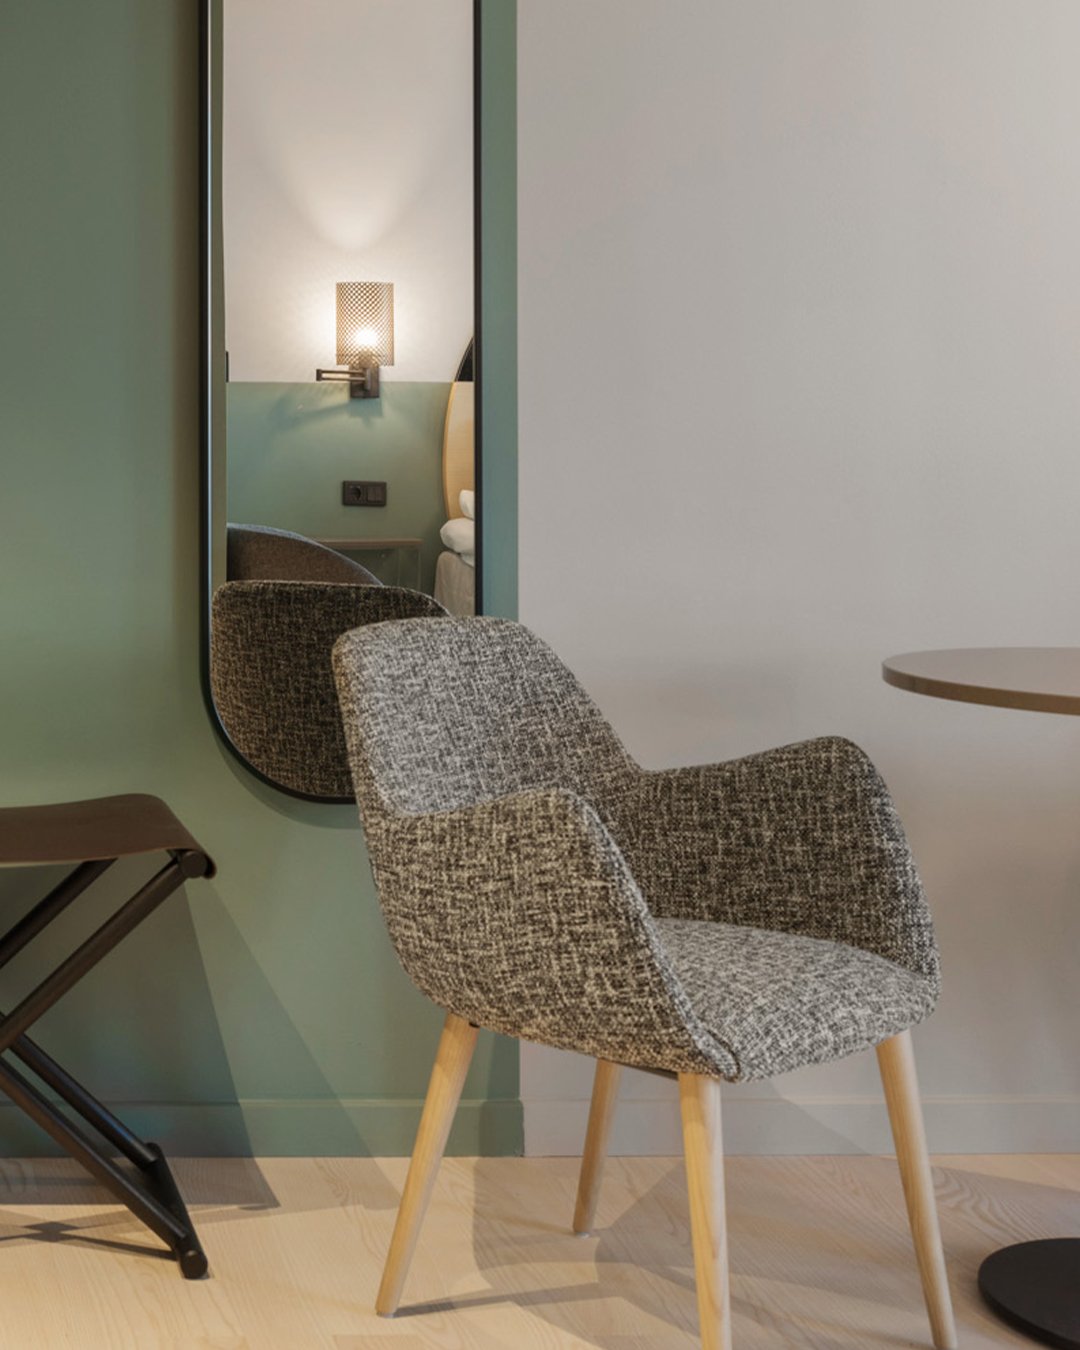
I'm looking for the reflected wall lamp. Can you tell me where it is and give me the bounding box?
[316,281,394,399]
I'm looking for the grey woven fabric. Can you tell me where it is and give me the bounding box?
[615,739,940,981]
[656,919,936,1080]
[332,616,942,1080]
[211,582,445,799]
[227,523,381,585]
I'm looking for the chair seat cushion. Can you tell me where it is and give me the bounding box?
[655,918,937,1081]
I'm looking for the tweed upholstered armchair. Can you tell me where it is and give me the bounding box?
[226,522,381,584]
[332,616,957,1350]
[211,582,445,799]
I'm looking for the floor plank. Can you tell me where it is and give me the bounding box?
[0,1153,1075,1348]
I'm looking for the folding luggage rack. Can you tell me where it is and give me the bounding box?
[0,794,215,1278]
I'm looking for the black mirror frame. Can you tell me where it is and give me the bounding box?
[198,0,486,804]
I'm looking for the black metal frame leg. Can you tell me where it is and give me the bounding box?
[0,853,210,1278]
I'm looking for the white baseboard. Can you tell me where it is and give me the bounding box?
[524,1093,1080,1157]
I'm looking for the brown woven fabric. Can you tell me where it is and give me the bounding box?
[227,523,381,585]
[211,582,446,799]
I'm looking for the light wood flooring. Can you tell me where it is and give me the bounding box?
[0,1152,1075,1348]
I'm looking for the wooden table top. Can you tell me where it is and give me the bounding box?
[882,647,1080,716]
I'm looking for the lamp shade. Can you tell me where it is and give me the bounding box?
[336,281,394,368]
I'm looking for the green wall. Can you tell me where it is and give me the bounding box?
[0,0,518,1156]
[227,382,452,594]
[478,0,519,619]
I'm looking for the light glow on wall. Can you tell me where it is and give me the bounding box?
[223,0,473,383]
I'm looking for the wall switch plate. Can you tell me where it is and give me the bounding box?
[342,480,387,507]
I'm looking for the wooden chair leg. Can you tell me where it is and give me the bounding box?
[679,1073,732,1350]
[877,1030,958,1350]
[376,1012,478,1317]
[573,1059,622,1234]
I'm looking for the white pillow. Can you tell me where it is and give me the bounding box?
[459,489,475,521]
[440,517,475,557]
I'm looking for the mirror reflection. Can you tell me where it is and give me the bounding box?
[207,0,476,801]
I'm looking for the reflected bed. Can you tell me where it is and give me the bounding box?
[434,377,476,616]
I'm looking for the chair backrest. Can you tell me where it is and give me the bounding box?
[212,582,445,799]
[332,616,637,816]
[227,523,380,586]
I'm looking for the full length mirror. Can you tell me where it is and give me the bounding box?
[202,0,479,802]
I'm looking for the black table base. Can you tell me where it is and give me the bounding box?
[979,1240,1080,1349]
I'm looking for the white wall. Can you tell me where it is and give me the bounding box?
[518,0,1080,1155]
[224,0,472,382]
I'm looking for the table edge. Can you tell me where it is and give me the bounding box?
[881,658,1080,716]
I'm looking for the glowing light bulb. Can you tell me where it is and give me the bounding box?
[353,326,379,350]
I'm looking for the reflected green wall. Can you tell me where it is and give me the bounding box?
[0,0,518,1155]
[227,382,452,594]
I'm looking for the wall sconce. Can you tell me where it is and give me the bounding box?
[316,281,394,399]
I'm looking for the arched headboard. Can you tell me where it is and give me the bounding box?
[443,342,475,519]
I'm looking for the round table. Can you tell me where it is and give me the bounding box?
[883,648,1080,1350]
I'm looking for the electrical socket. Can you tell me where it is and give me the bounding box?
[342,480,387,507]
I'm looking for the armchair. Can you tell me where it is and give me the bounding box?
[332,616,956,1349]
[211,581,445,799]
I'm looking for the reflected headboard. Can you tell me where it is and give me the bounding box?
[442,343,475,519]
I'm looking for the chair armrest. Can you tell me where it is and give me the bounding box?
[614,736,940,984]
[364,786,739,1076]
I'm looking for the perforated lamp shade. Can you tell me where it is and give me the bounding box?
[336,282,394,368]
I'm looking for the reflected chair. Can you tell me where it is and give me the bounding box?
[227,523,380,585]
[332,616,958,1350]
[211,582,445,800]
[0,794,214,1277]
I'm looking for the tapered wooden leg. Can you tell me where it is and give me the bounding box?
[679,1073,732,1350]
[376,1013,478,1317]
[877,1030,958,1350]
[573,1059,622,1234]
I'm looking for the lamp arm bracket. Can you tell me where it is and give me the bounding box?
[315,366,381,400]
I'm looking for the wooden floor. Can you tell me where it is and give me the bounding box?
[0,1152,1075,1348]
